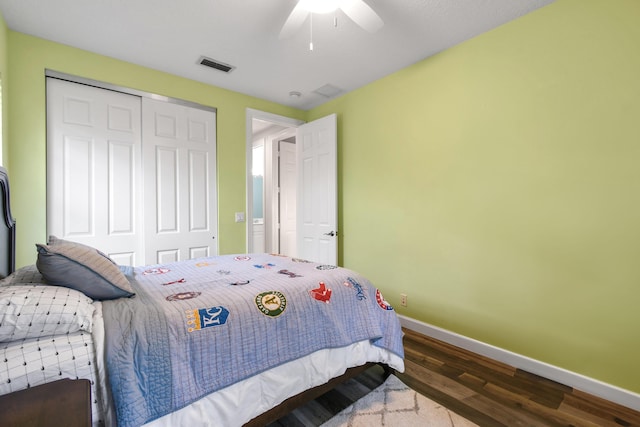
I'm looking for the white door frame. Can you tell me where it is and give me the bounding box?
[245,109,303,253]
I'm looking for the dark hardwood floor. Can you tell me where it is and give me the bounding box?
[268,328,640,426]
[397,328,640,427]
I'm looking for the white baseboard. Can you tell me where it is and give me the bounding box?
[399,315,640,412]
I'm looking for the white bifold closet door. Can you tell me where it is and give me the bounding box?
[46,78,217,266]
[141,97,217,264]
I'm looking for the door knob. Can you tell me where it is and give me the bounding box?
[324,231,337,237]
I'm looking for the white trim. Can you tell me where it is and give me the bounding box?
[45,69,217,113]
[399,315,640,412]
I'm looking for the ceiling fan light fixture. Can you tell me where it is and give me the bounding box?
[279,0,382,40]
[298,0,345,14]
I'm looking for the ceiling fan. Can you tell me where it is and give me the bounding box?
[279,0,384,39]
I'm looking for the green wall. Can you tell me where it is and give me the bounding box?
[310,0,640,394]
[6,32,304,267]
[0,12,8,167]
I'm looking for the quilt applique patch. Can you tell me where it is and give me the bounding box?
[316,264,337,270]
[255,291,287,317]
[143,267,170,275]
[166,292,201,302]
[343,277,367,301]
[309,282,332,303]
[253,263,275,269]
[195,261,216,267]
[278,269,302,278]
[186,306,230,332]
[234,256,251,261]
[292,258,311,263]
[162,278,185,286]
[375,289,394,311]
[217,270,231,275]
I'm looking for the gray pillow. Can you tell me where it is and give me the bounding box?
[36,239,135,300]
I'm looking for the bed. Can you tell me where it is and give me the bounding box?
[0,166,404,426]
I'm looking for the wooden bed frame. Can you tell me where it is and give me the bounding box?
[0,166,16,279]
[244,361,384,426]
[0,165,390,425]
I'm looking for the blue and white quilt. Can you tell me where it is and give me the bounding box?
[102,253,404,427]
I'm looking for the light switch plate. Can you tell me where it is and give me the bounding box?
[235,212,245,223]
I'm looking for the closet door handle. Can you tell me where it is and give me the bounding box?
[324,231,337,237]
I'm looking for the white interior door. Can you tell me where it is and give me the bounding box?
[46,78,143,265]
[279,140,297,256]
[297,114,337,265]
[142,97,218,265]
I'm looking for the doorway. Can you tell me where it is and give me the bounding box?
[246,109,338,264]
[246,109,302,254]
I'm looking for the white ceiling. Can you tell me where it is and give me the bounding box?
[0,0,554,110]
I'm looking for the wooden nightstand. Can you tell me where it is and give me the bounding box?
[0,378,91,427]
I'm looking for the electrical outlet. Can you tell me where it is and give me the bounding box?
[400,293,407,307]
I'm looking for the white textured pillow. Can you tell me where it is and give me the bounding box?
[0,265,44,286]
[0,284,95,342]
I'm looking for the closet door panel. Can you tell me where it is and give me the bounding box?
[47,78,143,265]
[143,97,218,265]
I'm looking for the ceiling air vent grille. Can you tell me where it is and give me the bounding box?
[198,56,235,73]
[313,84,343,98]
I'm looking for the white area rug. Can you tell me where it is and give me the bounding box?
[320,375,479,427]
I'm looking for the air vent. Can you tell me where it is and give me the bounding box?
[198,56,235,73]
[313,84,343,98]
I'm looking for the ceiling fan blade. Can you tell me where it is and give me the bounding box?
[340,0,384,33]
[279,2,310,39]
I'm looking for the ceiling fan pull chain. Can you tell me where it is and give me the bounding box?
[309,13,314,51]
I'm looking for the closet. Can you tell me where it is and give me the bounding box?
[46,76,217,266]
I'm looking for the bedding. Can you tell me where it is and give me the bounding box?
[0,254,404,427]
[101,253,404,427]
[36,237,135,300]
[0,264,44,284]
[144,340,402,427]
[0,323,105,425]
[0,267,105,424]
[0,284,94,342]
